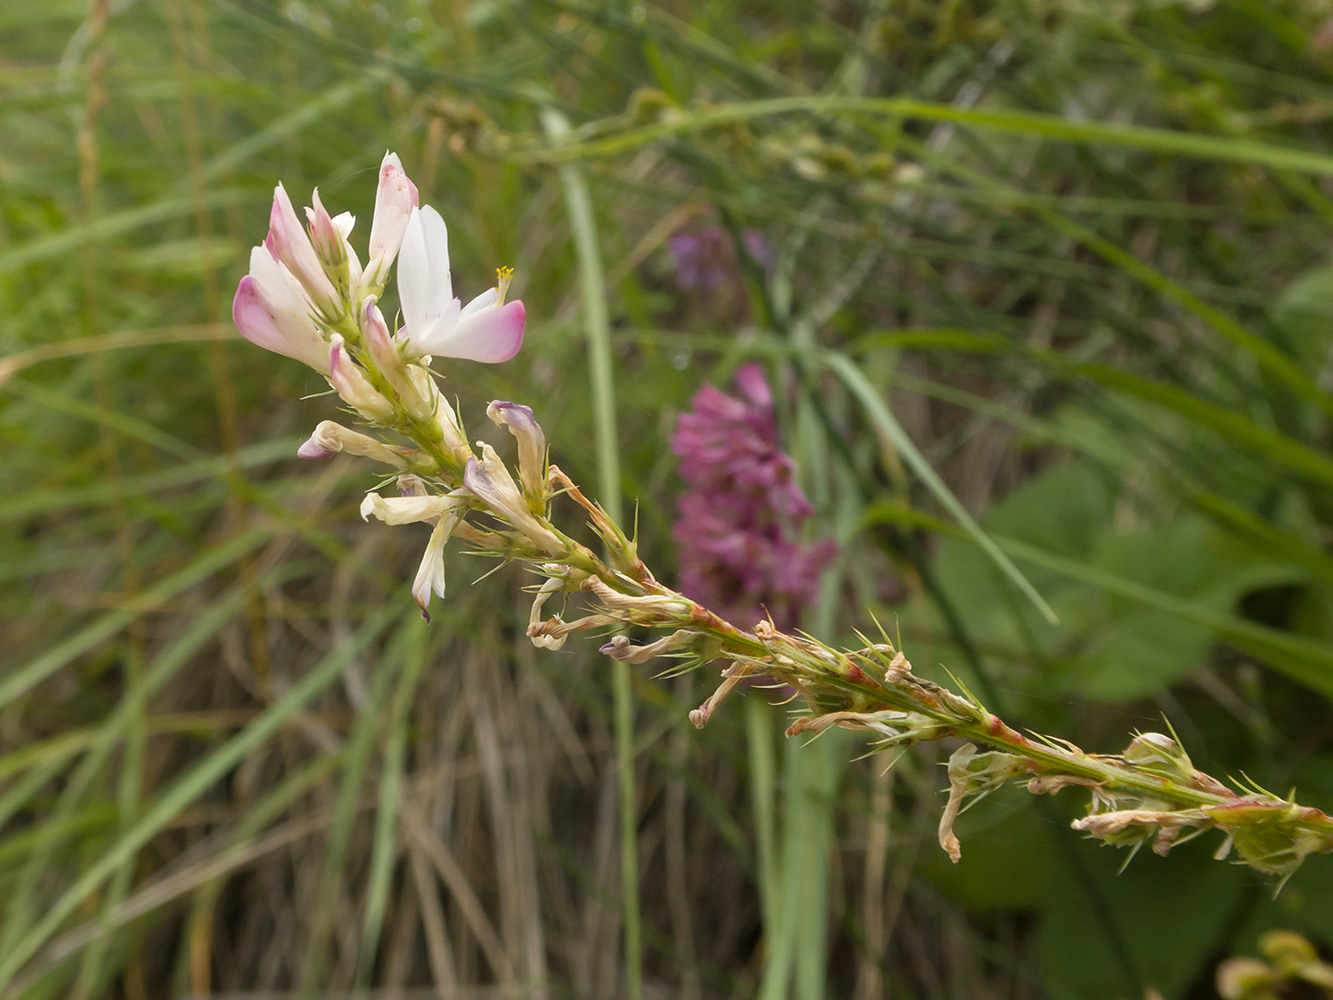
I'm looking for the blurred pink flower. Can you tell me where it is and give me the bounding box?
[668,226,772,292]
[671,364,836,630]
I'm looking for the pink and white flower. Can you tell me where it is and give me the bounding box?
[232,245,329,371]
[396,206,525,363]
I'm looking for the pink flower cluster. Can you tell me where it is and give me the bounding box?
[671,364,836,631]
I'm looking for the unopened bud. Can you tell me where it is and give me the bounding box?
[298,420,408,469]
[305,189,350,294]
[328,334,394,423]
[364,151,419,289]
[269,183,341,319]
[361,300,432,418]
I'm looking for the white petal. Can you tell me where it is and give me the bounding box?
[459,287,497,320]
[412,515,456,615]
[332,211,356,240]
[248,245,307,315]
[397,208,431,335]
[416,205,453,305]
[360,492,462,525]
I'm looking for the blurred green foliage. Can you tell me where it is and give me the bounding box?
[4,0,1333,997]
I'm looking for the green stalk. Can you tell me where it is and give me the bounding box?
[542,108,641,1000]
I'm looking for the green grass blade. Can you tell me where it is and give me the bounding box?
[819,349,1059,624]
[356,617,430,990]
[0,528,275,713]
[0,601,400,991]
[527,94,1333,178]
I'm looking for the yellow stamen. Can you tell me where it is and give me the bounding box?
[496,266,514,305]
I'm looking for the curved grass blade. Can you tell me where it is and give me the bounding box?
[525,95,1333,179]
[819,349,1059,624]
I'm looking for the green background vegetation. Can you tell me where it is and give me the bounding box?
[4,0,1333,997]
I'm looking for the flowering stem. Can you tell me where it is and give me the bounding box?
[233,156,1332,902]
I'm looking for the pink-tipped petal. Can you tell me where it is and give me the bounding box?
[432,299,525,363]
[232,274,328,371]
[368,151,419,265]
[269,183,339,312]
[303,189,343,268]
[297,430,337,459]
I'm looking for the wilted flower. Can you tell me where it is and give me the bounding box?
[396,206,526,362]
[671,363,836,629]
[360,490,468,619]
[462,446,566,555]
[486,401,546,506]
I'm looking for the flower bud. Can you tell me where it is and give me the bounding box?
[328,334,394,423]
[361,299,432,418]
[304,189,348,285]
[268,183,341,319]
[364,151,419,289]
[297,419,409,469]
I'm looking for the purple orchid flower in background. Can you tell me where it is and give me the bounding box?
[671,363,836,631]
[668,226,772,293]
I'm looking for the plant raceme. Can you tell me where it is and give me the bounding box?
[232,154,1333,881]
